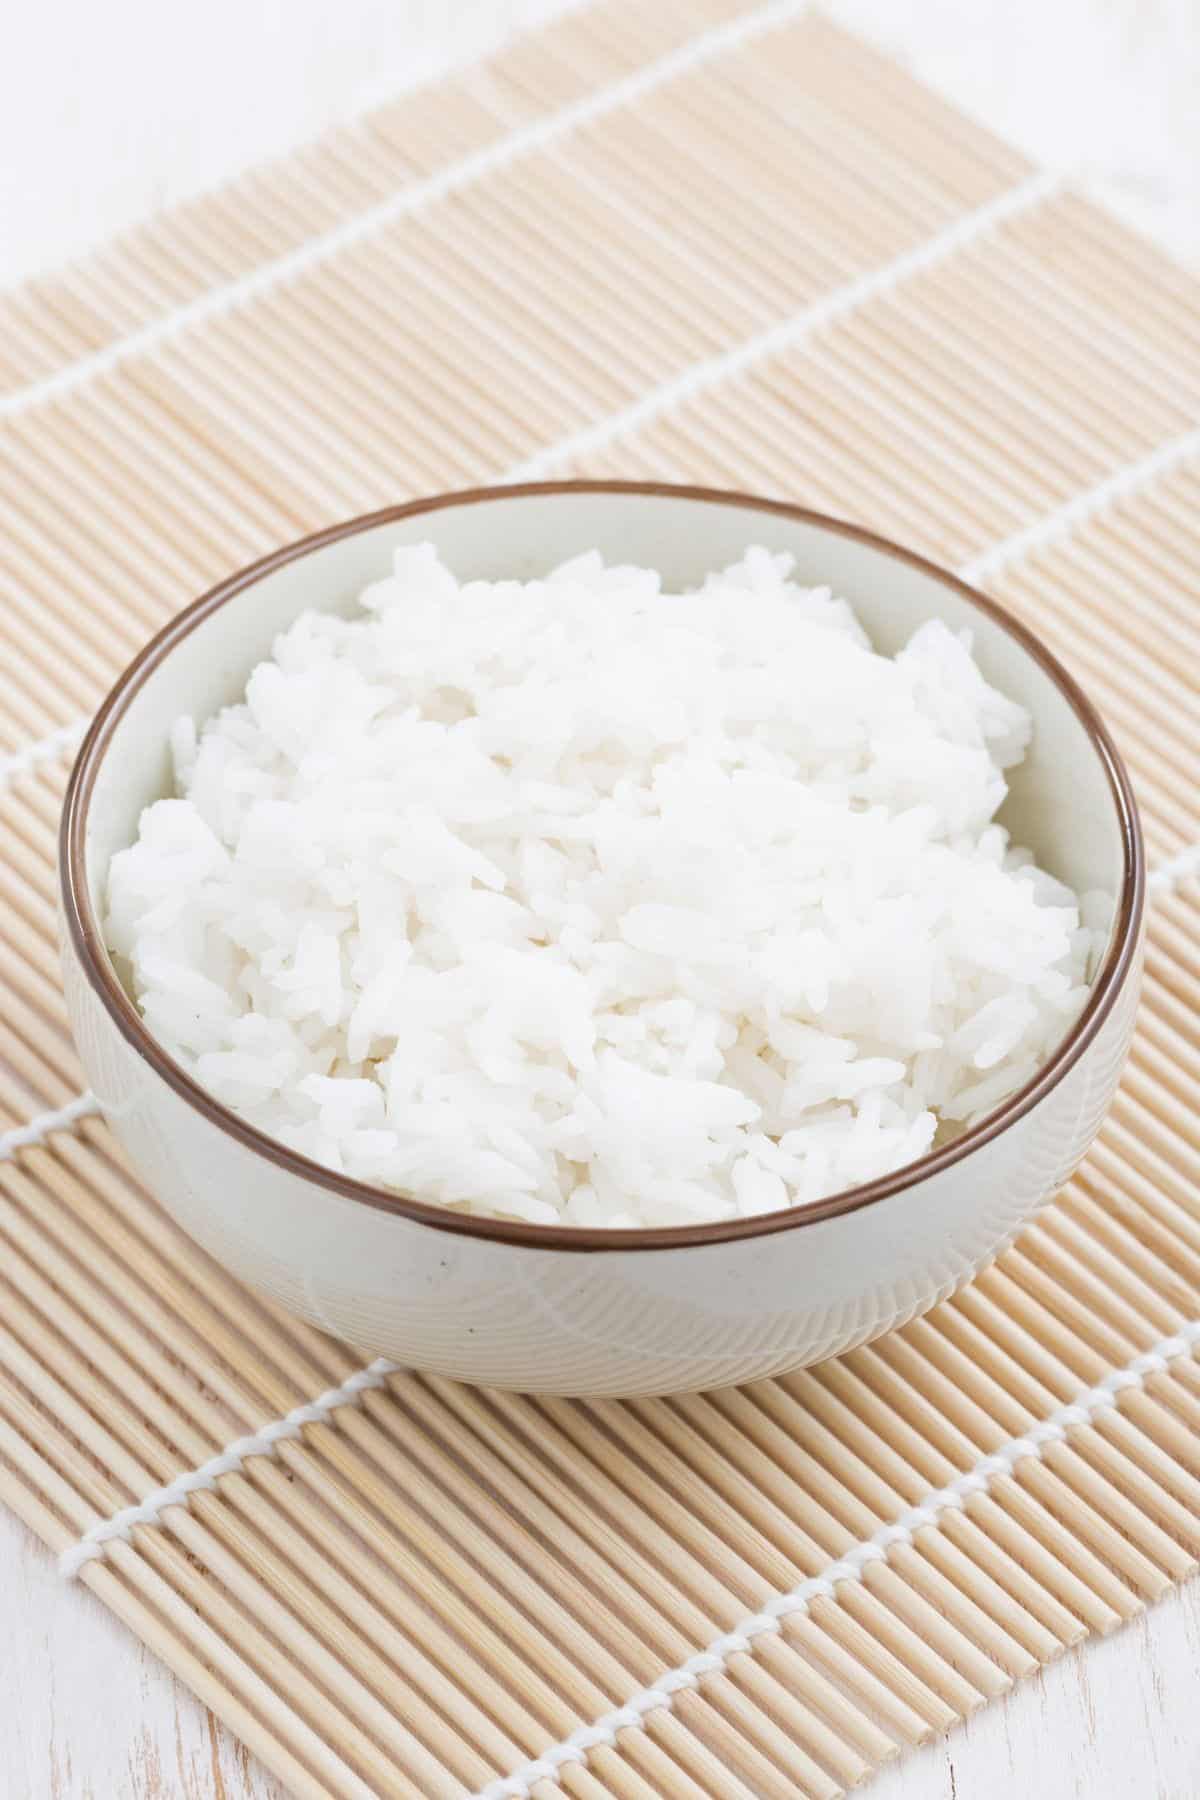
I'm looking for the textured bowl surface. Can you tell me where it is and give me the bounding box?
[60,483,1143,1394]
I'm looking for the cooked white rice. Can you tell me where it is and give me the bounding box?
[106,544,1109,1229]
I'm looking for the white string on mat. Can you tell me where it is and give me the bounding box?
[0,718,87,788]
[469,1319,1200,1800]
[959,421,1200,585]
[1149,842,1200,894]
[0,1092,99,1162]
[507,169,1064,481]
[58,1357,399,1578]
[0,0,810,424]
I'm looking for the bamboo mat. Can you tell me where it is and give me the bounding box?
[1,2,1199,1794]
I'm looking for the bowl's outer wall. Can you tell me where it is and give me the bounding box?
[63,490,1141,1393]
[63,922,1141,1395]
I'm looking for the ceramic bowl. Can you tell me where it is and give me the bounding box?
[60,482,1143,1395]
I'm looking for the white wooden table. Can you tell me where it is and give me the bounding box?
[3,3,1196,1794]
[3,1500,1197,1798]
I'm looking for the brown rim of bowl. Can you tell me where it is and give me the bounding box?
[61,480,1144,1253]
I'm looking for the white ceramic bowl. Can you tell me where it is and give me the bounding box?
[60,483,1144,1395]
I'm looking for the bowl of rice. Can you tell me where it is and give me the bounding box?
[60,482,1143,1395]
